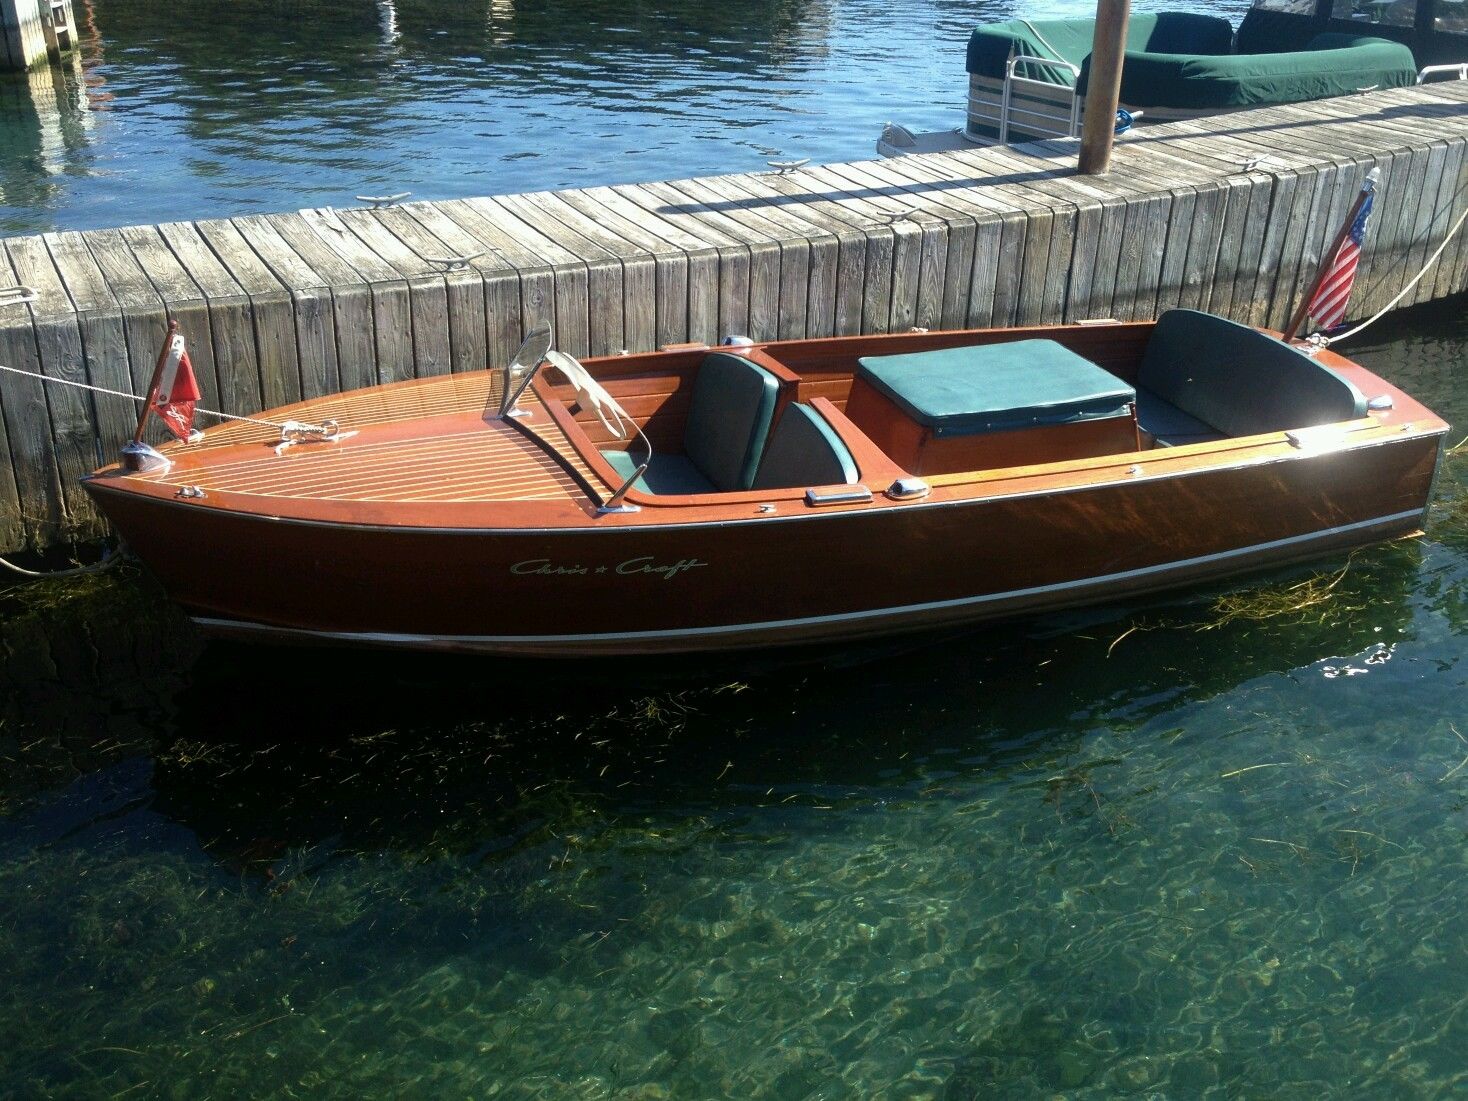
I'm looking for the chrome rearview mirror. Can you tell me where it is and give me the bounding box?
[496,321,554,419]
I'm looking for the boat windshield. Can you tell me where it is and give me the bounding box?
[493,322,554,418]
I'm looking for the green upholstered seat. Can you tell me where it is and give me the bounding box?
[857,340,1134,438]
[752,404,860,490]
[599,351,780,495]
[682,352,780,491]
[1137,310,1367,440]
[1135,390,1225,447]
[602,449,714,495]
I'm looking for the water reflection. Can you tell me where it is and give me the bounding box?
[0,0,1252,233]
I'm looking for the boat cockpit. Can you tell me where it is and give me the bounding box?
[504,309,1371,511]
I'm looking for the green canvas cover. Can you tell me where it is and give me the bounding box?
[1100,34,1417,109]
[1234,7,1320,55]
[966,12,1233,85]
[856,340,1134,439]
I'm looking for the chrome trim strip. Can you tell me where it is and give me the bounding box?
[193,510,1422,648]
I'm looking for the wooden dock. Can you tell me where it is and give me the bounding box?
[0,81,1465,552]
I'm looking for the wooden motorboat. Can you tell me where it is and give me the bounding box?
[82,309,1448,656]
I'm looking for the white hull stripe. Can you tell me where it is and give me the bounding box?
[192,510,1422,648]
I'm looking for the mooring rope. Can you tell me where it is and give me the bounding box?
[1322,185,1468,347]
[0,363,291,431]
[0,544,122,579]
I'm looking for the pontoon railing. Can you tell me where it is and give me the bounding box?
[1417,63,1468,84]
[997,55,1082,145]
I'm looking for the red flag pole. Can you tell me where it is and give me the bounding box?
[131,320,180,446]
[1282,169,1379,343]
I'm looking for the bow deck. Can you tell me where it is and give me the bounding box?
[134,375,606,506]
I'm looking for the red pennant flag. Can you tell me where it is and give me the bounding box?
[154,333,201,442]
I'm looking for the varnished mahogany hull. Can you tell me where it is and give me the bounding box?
[87,433,1440,655]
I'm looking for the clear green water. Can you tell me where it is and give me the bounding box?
[1,0,1248,234]
[0,296,1464,1098]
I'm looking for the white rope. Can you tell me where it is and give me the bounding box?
[0,363,290,430]
[0,544,122,579]
[1323,201,1468,346]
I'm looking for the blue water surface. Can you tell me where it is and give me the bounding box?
[1,0,1247,234]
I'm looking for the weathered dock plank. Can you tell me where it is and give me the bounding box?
[0,82,1463,550]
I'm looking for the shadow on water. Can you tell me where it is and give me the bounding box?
[1,532,1427,851]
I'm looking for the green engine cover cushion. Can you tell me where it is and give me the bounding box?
[683,352,781,492]
[857,340,1134,439]
[1099,35,1417,109]
[1139,310,1367,438]
[752,404,859,490]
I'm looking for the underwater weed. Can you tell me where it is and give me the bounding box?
[1199,556,1362,630]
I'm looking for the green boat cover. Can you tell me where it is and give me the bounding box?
[856,340,1134,438]
[1094,33,1417,109]
[1234,7,1321,56]
[966,12,1233,85]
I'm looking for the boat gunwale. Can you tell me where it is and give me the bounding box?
[83,321,1450,527]
[82,422,1445,537]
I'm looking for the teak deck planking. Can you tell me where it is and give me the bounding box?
[0,81,1464,551]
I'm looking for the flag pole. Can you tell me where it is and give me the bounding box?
[131,319,179,446]
[1282,169,1379,342]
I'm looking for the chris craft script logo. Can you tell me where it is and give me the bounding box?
[510,556,709,581]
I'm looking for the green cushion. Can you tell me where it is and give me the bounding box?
[1139,310,1367,438]
[1096,36,1417,109]
[601,449,714,495]
[683,352,780,491]
[857,340,1134,439]
[966,12,1233,84]
[752,404,859,490]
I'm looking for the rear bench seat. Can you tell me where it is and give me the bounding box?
[1137,309,1367,446]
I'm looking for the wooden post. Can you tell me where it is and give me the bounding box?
[1077,0,1130,175]
[0,0,49,71]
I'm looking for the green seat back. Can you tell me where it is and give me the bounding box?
[1139,310,1367,438]
[684,352,781,491]
[752,404,859,491]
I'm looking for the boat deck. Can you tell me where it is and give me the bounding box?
[145,385,605,505]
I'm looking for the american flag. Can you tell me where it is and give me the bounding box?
[1305,192,1374,331]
